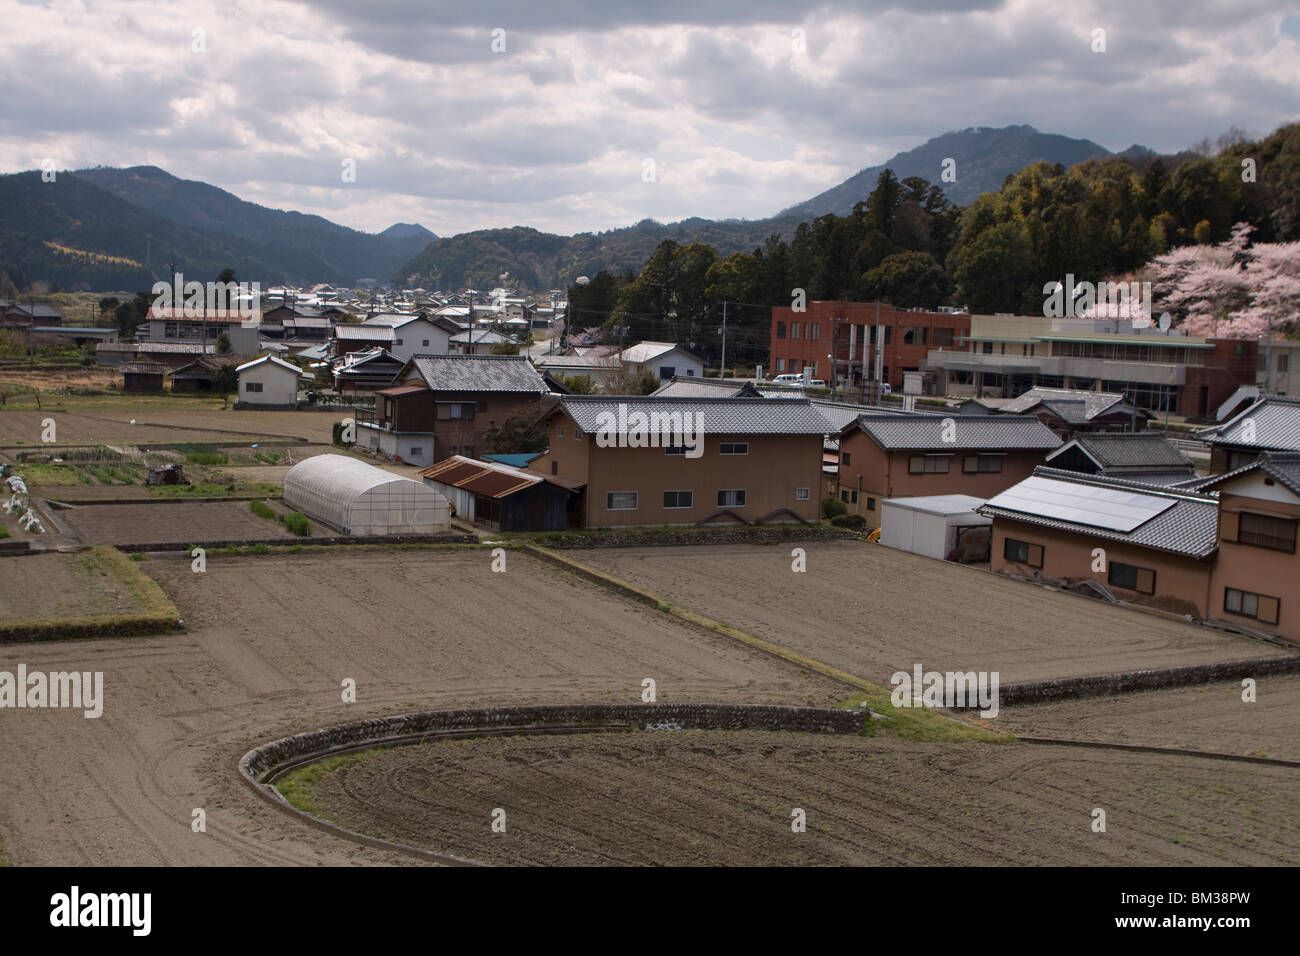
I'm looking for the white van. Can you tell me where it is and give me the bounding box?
[772,373,803,385]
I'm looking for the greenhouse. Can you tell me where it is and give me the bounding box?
[283,454,451,535]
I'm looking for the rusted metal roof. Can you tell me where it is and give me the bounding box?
[419,456,538,498]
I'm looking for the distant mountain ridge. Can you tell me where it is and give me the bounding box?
[0,125,1150,292]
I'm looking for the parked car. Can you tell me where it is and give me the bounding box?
[772,373,803,385]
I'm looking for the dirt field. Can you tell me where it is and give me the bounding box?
[296,730,1300,866]
[0,406,342,446]
[572,542,1290,684]
[52,501,297,545]
[990,675,1300,762]
[0,551,145,619]
[0,550,847,865]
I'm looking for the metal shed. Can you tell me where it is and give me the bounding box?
[283,454,450,535]
[880,494,991,562]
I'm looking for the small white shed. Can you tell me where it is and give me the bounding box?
[880,494,990,561]
[236,354,310,408]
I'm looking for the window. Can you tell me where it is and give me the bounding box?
[776,322,786,339]
[810,324,820,341]
[840,489,858,504]
[1225,587,1280,625]
[409,446,423,457]
[477,401,488,411]
[1108,562,1156,594]
[795,487,810,500]
[450,444,474,457]
[665,445,692,456]
[909,454,950,474]
[659,366,675,379]
[436,403,475,420]
[719,442,749,455]
[1237,512,1297,552]
[841,489,851,503]
[866,497,876,510]
[717,489,747,507]
[395,338,403,346]
[776,359,786,372]
[575,429,581,440]
[933,328,954,347]
[551,461,557,475]
[557,424,565,438]
[963,454,1004,473]
[842,452,852,466]
[245,381,263,393]
[1280,354,1289,372]
[607,491,638,510]
[663,490,694,509]
[1003,538,1043,567]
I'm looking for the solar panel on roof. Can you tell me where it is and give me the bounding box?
[985,476,1175,532]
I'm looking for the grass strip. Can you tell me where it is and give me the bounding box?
[0,546,180,643]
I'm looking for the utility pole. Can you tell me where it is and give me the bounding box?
[719,301,728,380]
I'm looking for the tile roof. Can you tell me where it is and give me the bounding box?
[978,466,1220,559]
[335,324,395,340]
[1194,396,1300,451]
[1048,432,1193,469]
[406,354,548,393]
[556,396,834,435]
[620,341,687,363]
[1190,451,1300,497]
[650,377,762,398]
[813,400,942,433]
[846,413,1062,451]
[1000,387,1131,421]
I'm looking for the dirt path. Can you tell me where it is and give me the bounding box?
[0,550,846,866]
[572,542,1290,684]
[299,730,1300,866]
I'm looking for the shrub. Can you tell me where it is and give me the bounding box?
[831,513,867,529]
[821,496,847,520]
[249,500,276,520]
[281,511,311,536]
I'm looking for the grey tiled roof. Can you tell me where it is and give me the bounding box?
[1000,387,1128,421]
[811,400,941,432]
[1051,433,1193,469]
[407,354,548,393]
[978,466,1220,559]
[1194,396,1300,451]
[847,413,1062,451]
[558,396,833,435]
[650,377,754,398]
[334,324,395,340]
[1190,451,1300,497]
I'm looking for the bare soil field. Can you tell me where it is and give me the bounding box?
[0,551,145,619]
[990,674,1300,762]
[572,542,1289,684]
[0,406,344,446]
[52,501,297,545]
[0,550,846,865]
[295,730,1300,866]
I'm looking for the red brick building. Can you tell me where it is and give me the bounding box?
[769,301,971,397]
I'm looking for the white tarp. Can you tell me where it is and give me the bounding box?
[283,454,450,535]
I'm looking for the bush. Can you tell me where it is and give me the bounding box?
[249,499,276,520]
[831,513,867,530]
[821,496,847,520]
[280,511,311,536]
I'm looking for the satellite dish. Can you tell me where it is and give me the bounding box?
[1158,312,1172,331]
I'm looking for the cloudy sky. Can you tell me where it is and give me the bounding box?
[2,0,1298,238]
